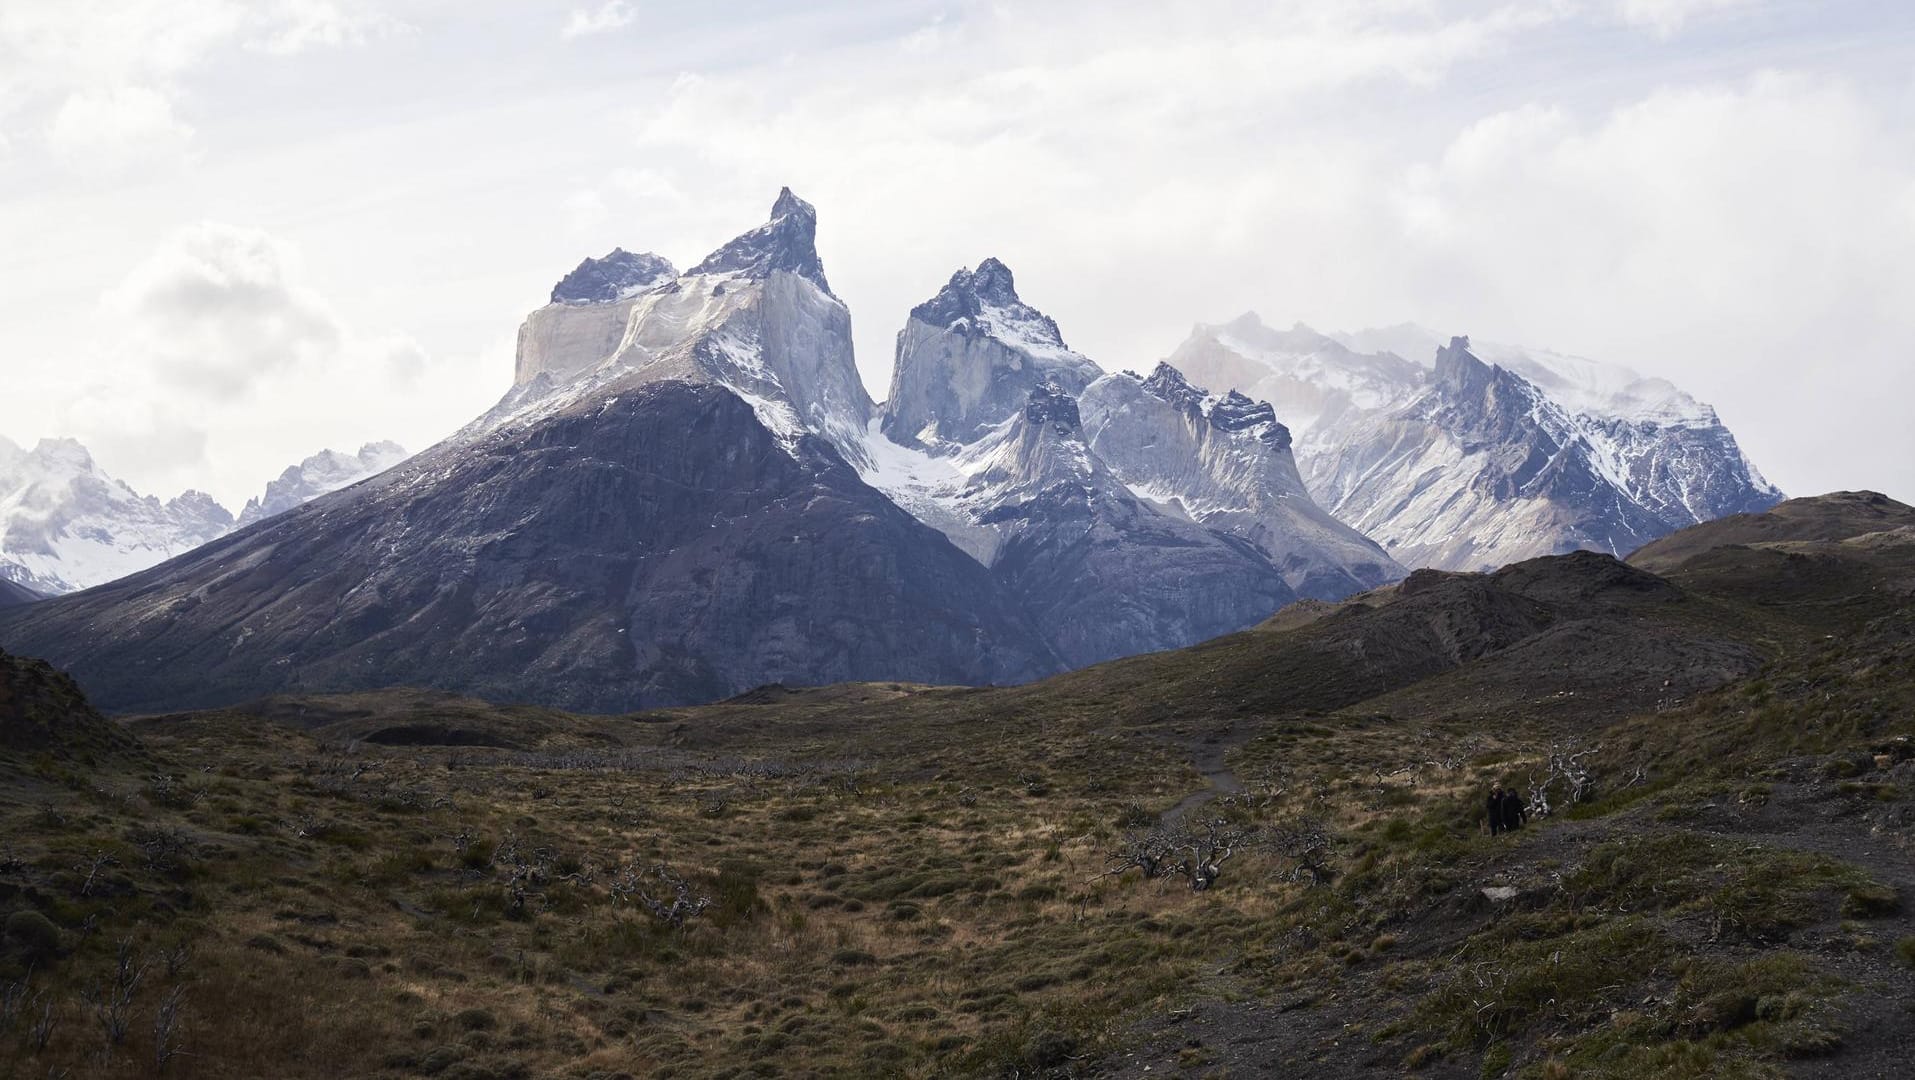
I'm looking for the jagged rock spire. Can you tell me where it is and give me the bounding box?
[911,258,1064,348]
[688,187,832,294]
[1138,362,1290,448]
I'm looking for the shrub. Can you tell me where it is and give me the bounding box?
[1841,883,1900,919]
[2,909,62,961]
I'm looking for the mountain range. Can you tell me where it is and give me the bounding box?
[0,436,409,595]
[1169,315,1781,569]
[0,190,1779,713]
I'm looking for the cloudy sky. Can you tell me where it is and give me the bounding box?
[1,0,1911,507]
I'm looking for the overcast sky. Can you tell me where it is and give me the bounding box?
[2,0,1911,507]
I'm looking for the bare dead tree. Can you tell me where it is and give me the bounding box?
[637,865,712,928]
[1526,742,1597,818]
[610,864,711,928]
[153,985,187,1072]
[0,973,28,1033]
[76,852,117,898]
[161,943,192,981]
[1174,819,1255,892]
[1100,821,1259,892]
[1270,817,1337,886]
[29,992,55,1052]
[82,938,147,1048]
[1100,829,1177,882]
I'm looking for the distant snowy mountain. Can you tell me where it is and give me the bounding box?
[1168,315,1781,570]
[237,442,409,527]
[2,188,1781,714]
[0,436,233,595]
[0,434,410,596]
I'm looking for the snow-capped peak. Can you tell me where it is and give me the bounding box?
[687,186,833,295]
[912,258,1081,364]
[0,436,235,594]
[236,441,411,527]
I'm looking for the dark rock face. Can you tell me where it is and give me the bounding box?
[1139,361,1206,412]
[0,580,39,608]
[550,249,678,304]
[1022,383,1081,429]
[0,383,1058,714]
[687,188,833,294]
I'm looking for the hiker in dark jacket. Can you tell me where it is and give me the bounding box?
[1500,789,1528,832]
[1487,786,1506,835]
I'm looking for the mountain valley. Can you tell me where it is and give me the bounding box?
[0,492,1908,1078]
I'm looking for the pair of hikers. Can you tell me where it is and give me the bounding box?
[1487,785,1528,835]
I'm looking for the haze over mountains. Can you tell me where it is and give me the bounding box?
[0,190,1781,713]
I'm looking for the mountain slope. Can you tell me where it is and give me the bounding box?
[953,383,1295,666]
[1628,489,1915,571]
[0,579,39,608]
[1079,363,1404,599]
[0,382,1057,714]
[1308,337,1682,567]
[0,195,1065,713]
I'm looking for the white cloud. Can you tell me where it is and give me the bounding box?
[247,0,406,55]
[1615,0,1755,38]
[104,223,342,398]
[1,0,1912,507]
[44,85,195,177]
[0,0,395,174]
[41,223,500,506]
[562,1,639,40]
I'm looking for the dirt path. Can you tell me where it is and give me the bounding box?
[1159,725,1249,827]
